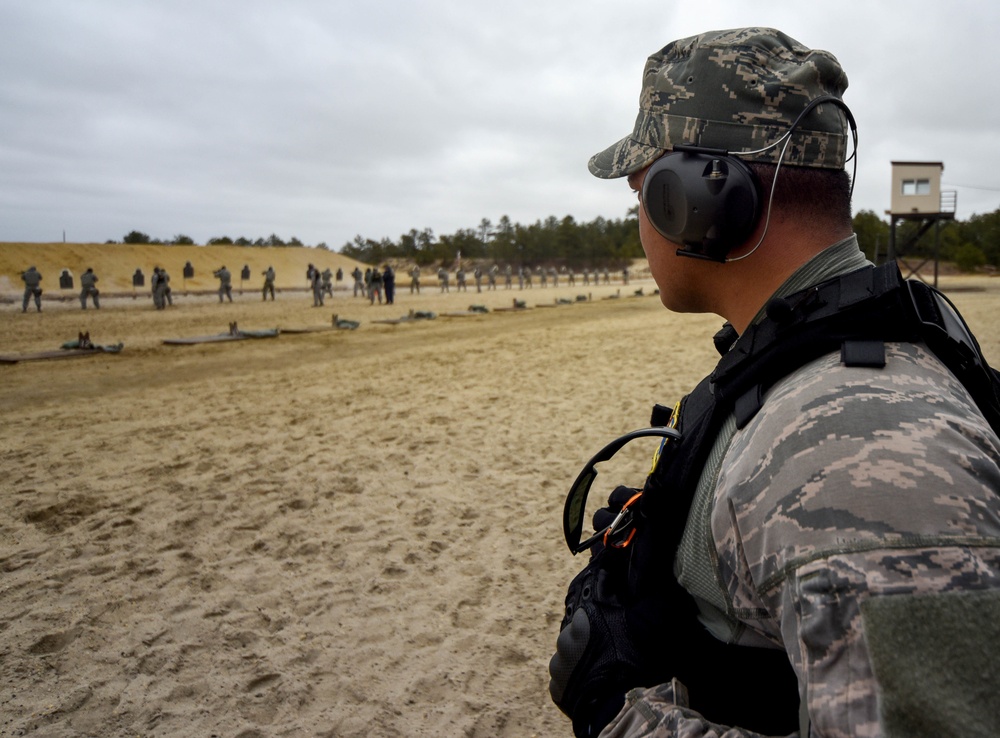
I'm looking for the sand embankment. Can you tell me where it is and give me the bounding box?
[0,242,369,299]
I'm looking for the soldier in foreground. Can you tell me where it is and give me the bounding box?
[21,266,42,312]
[79,267,100,309]
[549,27,1000,738]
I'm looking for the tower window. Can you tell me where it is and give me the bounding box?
[902,179,931,196]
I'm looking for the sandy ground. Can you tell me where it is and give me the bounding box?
[3,262,1000,737]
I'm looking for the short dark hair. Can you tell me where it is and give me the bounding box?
[748,162,853,229]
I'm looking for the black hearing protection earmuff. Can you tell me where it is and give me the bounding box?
[641,145,762,262]
[640,95,858,263]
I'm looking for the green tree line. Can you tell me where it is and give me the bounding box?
[344,207,1000,272]
[115,231,330,250]
[848,208,1000,272]
[113,204,1000,272]
[340,212,643,269]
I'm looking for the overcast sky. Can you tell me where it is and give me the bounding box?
[2,1,999,248]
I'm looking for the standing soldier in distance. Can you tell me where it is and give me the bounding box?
[214,265,233,302]
[368,265,384,305]
[151,266,172,309]
[160,267,173,306]
[306,263,318,301]
[352,266,366,297]
[79,267,100,309]
[409,265,421,294]
[262,266,276,301]
[21,266,42,312]
[311,266,325,306]
[322,267,334,298]
[383,264,396,305]
[151,267,162,309]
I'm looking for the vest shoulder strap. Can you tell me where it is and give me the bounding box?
[711,263,1000,433]
[646,260,1000,535]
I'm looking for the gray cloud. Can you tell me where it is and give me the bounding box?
[2,1,998,246]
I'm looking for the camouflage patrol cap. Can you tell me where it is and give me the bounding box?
[589,27,850,178]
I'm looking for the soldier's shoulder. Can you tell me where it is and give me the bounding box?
[750,342,985,436]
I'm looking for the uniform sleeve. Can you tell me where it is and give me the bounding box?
[600,680,781,737]
[602,343,1000,738]
[712,343,1000,737]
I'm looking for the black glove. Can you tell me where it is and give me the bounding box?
[592,485,641,548]
[549,486,644,737]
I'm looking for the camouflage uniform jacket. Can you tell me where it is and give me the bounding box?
[22,268,42,289]
[601,237,1000,737]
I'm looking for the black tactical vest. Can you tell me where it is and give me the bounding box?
[630,261,1000,733]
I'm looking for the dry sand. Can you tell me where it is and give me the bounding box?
[3,244,1000,737]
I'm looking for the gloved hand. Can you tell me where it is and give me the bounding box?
[549,486,644,737]
[592,485,642,549]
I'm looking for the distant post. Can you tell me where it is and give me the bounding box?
[132,268,145,300]
[183,261,194,294]
[240,264,250,295]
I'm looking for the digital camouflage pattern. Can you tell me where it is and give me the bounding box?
[589,27,851,179]
[21,266,42,289]
[21,266,42,311]
[601,342,1000,737]
[80,269,99,308]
